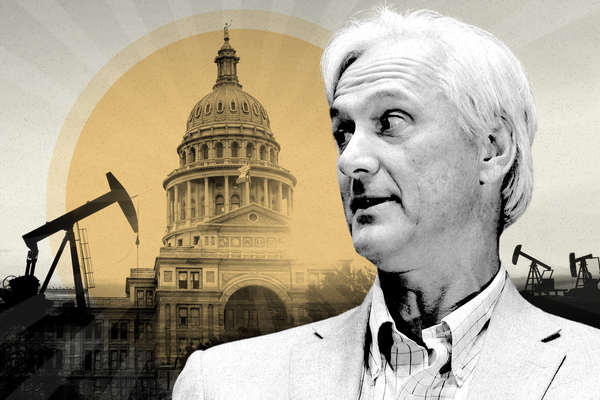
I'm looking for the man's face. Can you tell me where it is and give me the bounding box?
[330,38,484,272]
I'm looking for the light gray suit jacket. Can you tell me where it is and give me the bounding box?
[173,279,600,399]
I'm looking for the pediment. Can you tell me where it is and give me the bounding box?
[200,204,291,227]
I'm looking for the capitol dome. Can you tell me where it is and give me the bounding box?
[185,31,271,135]
[186,85,271,134]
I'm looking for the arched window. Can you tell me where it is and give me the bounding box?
[201,145,209,160]
[191,198,196,218]
[230,194,240,211]
[190,148,196,163]
[216,142,223,158]
[180,151,186,167]
[231,142,239,158]
[246,143,254,159]
[181,200,186,219]
[215,195,225,215]
[200,197,205,216]
[260,146,266,161]
[270,149,275,164]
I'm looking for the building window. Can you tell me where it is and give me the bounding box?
[216,142,223,158]
[137,290,144,306]
[191,272,200,289]
[244,310,249,328]
[94,350,101,371]
[56,324,63,339]
[179,272,188,289]
[146,290,153,306]
[231,194,240,211]
[136,322,144,340]
[110,350,119,371]
[146,323,153,340]
[309,273,320,286]
[94,321,102,339]
[191,308,200,326]
[231,142,239,158]
[201,144,208,160]
[296,272,304,284]
[215,195,225,215]
[246,143,254,159]
[120,350,127,367]
[270,149,276,164]
[110,323,118,340]
[200,197,205,216]
[190,147,196,163]
[204,236,209,245]
[120,322,128,341]
[206,271,215,283]
[84,350,92,371]
[260,146,266,161]
[177,239,183,246]
[211,236,215,245]
[179,308,188,326]
[164,271,172,282]
[194,236,200,245]
[181,151,186,167]
[191,198,196,218]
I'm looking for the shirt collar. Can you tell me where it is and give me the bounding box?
[367,263,507,383]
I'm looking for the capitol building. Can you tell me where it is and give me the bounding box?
[1,30,347,399]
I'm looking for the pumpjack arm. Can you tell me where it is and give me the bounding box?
[15,172,138,313]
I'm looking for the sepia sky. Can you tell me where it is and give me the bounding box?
[1,0,599,297]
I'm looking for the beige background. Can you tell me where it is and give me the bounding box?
[1,2,599,297]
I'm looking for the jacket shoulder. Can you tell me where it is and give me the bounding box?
[173,307,362,399]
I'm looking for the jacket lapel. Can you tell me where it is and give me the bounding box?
[290,289,372,400]
[467,280,566,399]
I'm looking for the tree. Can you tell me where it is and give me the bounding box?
[305,264,376,323]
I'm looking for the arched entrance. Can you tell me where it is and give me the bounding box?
[223,285,288,342]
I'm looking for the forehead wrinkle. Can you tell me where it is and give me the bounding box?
[334,57,439,102]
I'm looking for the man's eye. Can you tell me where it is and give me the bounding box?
[380,114,407,133]
[333,123,354,151]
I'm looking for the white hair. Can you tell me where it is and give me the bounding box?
[321,7,537,229]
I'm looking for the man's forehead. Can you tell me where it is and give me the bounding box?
[333,38,443,106]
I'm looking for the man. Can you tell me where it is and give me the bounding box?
[174,8,600,399]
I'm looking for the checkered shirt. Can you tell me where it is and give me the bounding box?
[359,265,507,400]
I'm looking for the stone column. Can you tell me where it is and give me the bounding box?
[286,185,291,216]
[174,185,179,221]
[224,175,230,213]
[263,178,269,208]
[204,178,209,217]
[186,180,192,222]
[245,180,250,206]
[166,189,171,225]
[277,182,283,212]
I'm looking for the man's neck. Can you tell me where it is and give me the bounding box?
[377,256,500,341]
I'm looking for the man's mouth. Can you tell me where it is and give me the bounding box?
[350,195,401,214]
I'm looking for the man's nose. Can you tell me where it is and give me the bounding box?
[337,130,379,179]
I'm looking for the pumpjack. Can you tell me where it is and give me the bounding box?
[568,252,600,298]
[513,244,555,294]
[0,173,138,314]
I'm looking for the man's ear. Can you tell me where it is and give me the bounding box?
[479,119,516,185]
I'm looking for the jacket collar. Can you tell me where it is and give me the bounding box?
[467,279,566,399]
[290,277,567,400]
